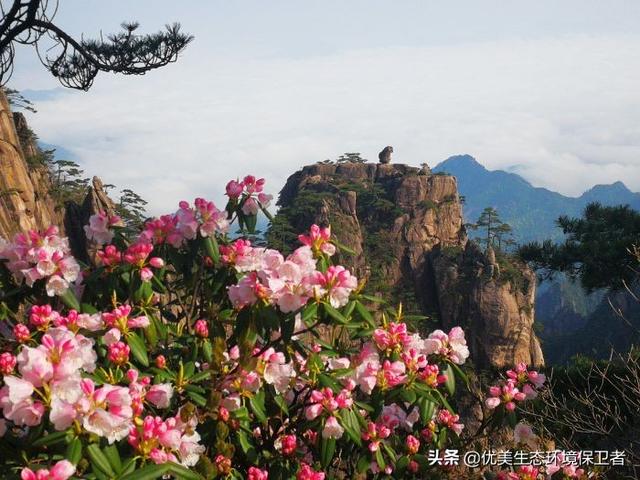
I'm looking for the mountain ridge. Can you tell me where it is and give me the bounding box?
[433,154,640,243]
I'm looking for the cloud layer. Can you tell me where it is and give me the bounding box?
[20,33,640,215]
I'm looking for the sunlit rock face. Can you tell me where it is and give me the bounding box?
[276,161,543,368]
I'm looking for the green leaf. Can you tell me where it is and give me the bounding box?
[274,394,289,415]
[189,370,211,384]
[186,390,207,407]
[202,339,213,363]
[333,239,356,255]
[323,303,348,324]
[58,288,81,311]
[444,363,456,396]
[399,388,417,404]
[119,463,169,480]
[65,437,82,465]
[448,361,470,390]
[249,392,267,424]
[127,331,149,367]
[120,458,137,476]
[320,436,336,469]
[103,444,122,473]
[204,236,220,265]
[86,444,116,477]
[167,462,204,480]
[31,430,68,447]
[236,430,258,463]
[301,302,318,325]
[375,448,386,470]
[418,396,436,423]
[354,301,375,327]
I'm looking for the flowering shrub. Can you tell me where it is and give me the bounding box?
[0,176,585,479]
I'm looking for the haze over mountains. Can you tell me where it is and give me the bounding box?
[434,154,640,363]
[433,154,640,243]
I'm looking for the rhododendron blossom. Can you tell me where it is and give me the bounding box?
[84,211,122,245]
[20,460,75,480]
[0,226,80,296]
[0,176,569,479]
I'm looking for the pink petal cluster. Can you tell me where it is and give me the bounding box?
[259,348,296,394]
[437,409,464,436]
[194,319,209,338]
[128,413,205,467]
[506,362,546,399]
[102,304,149,334]
[309,265,358,308]
[225,175,273,215]
[96,244,122,268]
[374,321,411,352]
[0,352,17,375]
[546,451,585,478]
[123,242,164,281]
[423,326,470,365]
[362,421,391,452]
[486,363,546,410]
[84,211,122,245]
[0,226,80,296]
[248,467,269,480]
[298,224,336,257]
[21,460,75,480]
[297,463,325,480]
[139,197,228,247]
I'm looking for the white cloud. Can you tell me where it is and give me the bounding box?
[21,33,640,215]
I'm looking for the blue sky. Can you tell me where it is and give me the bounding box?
[9,1,640,214]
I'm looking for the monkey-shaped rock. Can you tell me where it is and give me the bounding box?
[378,146,393,164]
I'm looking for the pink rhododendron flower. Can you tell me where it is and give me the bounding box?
[129,414,205,467]
[248,466,269,480]
[96,244,122,268]
[123,242,164,281]
[30,304,61,329]
[193,197,229,237]
[297,463,325,480]
[194,319,209,338]
[13,323,31,343]
[140,215,183,247]
[298,224,336,257]
[377,360,407,390]
[0,352,17,375]
[437,409,464,436]
[322,415,344,439]
[103,305,149,333]
[21,460,75,480]
[486,379,527,411]
[80,379,134,443]
[309,265,357,308]
[514,422,537,449]
[374,321,410,352]
[225,179,244,199]
[261,348,296,394]
[0,376,45,426]
[84,211,122,245]
[405,434,420,454]
[362,421,391,452]
[423,326,470,365]
[108,341,130,365]
[275,434,297,456]
[0,226,80,297]
[146,383,174,409]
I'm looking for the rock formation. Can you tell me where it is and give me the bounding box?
[378,146,393,164]
[0,89,60,238]
[64,176,118,264]
[274,162,544,368]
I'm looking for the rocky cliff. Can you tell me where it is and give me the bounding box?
[272,162,544,369]
[0,89,60,238]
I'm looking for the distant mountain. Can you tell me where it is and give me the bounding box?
[433,154,640,243]
[433,155,640,363]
